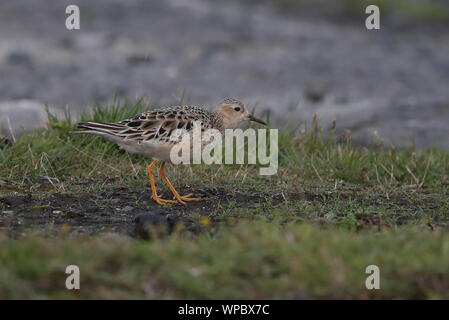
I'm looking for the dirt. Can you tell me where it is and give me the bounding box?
[0,184,286,238]
[2,179,447,238]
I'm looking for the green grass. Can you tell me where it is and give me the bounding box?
[1,100,449,299]
[2,223,449,299]
[234,0,449,23]
[342,0,449,22]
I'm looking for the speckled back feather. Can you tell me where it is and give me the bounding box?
[77,105,224,144]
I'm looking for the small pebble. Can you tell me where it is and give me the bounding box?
[7,50,33,69]
[122,206,135,213]
[133,209,175,240]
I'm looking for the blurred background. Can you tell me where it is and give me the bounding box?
[1,0,448,147]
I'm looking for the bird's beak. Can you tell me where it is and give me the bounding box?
[248,114,267,125]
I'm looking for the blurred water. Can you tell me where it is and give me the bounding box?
[1,0,449,147]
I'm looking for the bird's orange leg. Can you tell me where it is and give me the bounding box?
[147,160,176,205]
[159,162,201,204]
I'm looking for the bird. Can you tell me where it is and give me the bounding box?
[74,98,266,205]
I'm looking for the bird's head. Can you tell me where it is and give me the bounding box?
[215,98,266,129]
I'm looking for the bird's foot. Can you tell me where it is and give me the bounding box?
[172,193,201,205]
[151,193,176,206]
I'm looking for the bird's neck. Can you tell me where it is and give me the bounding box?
[212,112,226,132]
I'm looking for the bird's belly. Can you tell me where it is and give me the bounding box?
[118,139,214,163]
[118,140,174,161]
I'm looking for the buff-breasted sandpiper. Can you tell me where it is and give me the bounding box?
[75,98,266,205]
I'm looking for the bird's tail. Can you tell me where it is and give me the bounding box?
[71,121,128,137]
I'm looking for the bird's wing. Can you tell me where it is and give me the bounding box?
[77,106,216,144]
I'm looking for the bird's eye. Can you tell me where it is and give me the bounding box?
[234,107,241,112]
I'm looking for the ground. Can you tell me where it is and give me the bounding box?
[1,102,448,299]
